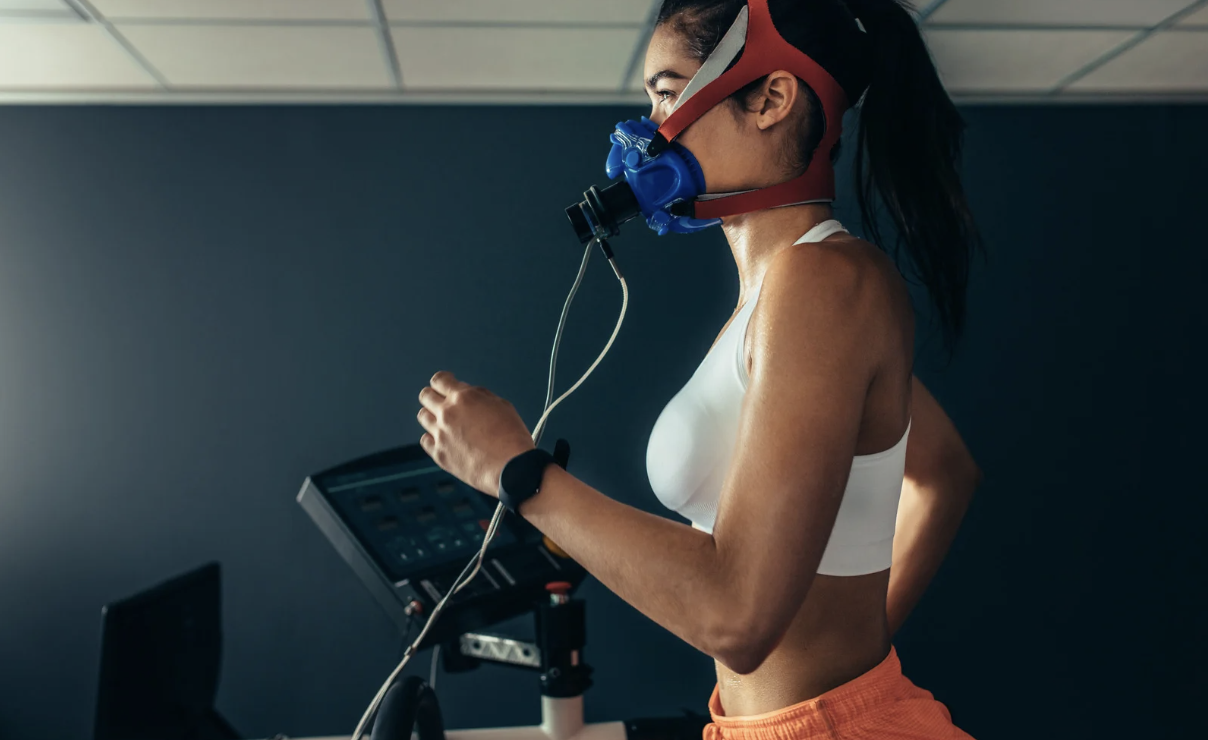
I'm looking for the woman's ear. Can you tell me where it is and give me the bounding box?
[754,70,800,130]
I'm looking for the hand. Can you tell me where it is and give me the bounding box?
[418,371,535,496]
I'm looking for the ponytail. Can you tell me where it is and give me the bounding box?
[659,0,982,350]
[845,0,982,350]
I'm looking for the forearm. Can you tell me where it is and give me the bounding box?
[886,467,978,634]
[518,465,737,662]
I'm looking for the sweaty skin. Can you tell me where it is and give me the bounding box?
[418,22,980,721]
[642,26,979,716]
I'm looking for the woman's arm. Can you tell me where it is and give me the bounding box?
[886,377,981,634]
[421,246,881,675]
[519,247,880,675]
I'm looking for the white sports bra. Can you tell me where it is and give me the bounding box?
[645,220,909,576]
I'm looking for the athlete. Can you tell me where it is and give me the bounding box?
[418,1,982,737]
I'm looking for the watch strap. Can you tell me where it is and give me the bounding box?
[498,447,564,514]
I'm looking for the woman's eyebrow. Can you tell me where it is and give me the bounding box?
[645,70,689,89]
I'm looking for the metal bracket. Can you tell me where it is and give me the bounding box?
[460,633,542,669]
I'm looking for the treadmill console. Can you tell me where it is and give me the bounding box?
[298,443,584,646]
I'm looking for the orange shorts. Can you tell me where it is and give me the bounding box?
[703,647,974,740]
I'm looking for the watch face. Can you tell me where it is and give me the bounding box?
[502,453,538,498]
[502,449,553,503]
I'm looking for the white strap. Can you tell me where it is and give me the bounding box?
[793,219,848,244]
[673,5,750,113]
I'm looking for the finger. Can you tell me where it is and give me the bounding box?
[430,371,470,396]
[417,407,438,433]
[420,432,435,455]
[418,386,445,411]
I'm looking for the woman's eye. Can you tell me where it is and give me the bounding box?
[657,90,676,102]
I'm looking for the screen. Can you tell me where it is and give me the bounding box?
[94,563,238,740]
[320,459,516,583]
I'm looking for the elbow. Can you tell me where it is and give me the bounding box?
[704,614,780,676]
[713,635,774,677]
[697,550,800,675]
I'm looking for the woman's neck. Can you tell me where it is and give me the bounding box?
[722,202,835,303]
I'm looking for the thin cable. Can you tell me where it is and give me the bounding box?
[531,256,627,444]
[446,238,596,602]
[445,238,599,597]
[349,238,626,740]
[540,239,594,444]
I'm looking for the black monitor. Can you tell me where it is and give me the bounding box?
[93,562,240,740]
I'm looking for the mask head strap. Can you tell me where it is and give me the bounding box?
[647,0,850,220]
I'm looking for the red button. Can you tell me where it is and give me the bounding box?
[545,581,572,596]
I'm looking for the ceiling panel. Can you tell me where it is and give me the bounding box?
[929,0,1198,27]
[1068,30,1208,90]
[0,0,67,10]
[383,0,653,25]
[393,26,634,90]
[0,24,154,87]
[925,29,1136,91]
[91,0,370,21]
[1,0,1207,102]
[1177,4,1208,26]
[117,25,391,88]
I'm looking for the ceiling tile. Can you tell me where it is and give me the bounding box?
[924,29,1136,92]
[0,24,154,87]
[929,0,1197,27]
[91,0,369,21]
[393,26,634,90]
[1177,5,1208,26]
[117,25,391,88]
[0,0,66,9]
[1068,30,1208,90]
[383,0,653,25]
[0,0,74,17]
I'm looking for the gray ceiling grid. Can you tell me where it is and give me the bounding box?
[0,0,1204,103]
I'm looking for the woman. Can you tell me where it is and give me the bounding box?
[417,0,982,737]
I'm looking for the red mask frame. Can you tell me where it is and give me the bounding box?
[648,0,851,220]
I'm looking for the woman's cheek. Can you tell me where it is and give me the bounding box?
[681,128,723,192]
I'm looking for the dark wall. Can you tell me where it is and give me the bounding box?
[0,103,1203,740]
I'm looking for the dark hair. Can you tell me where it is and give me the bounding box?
[656,0,982,350]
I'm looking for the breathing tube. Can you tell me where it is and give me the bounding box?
[352,3,858,737]
[350,238,628,740]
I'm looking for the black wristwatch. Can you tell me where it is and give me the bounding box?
[497,440,570,514]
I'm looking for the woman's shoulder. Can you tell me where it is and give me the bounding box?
[749,233,910,360]
[762,233,899,314]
